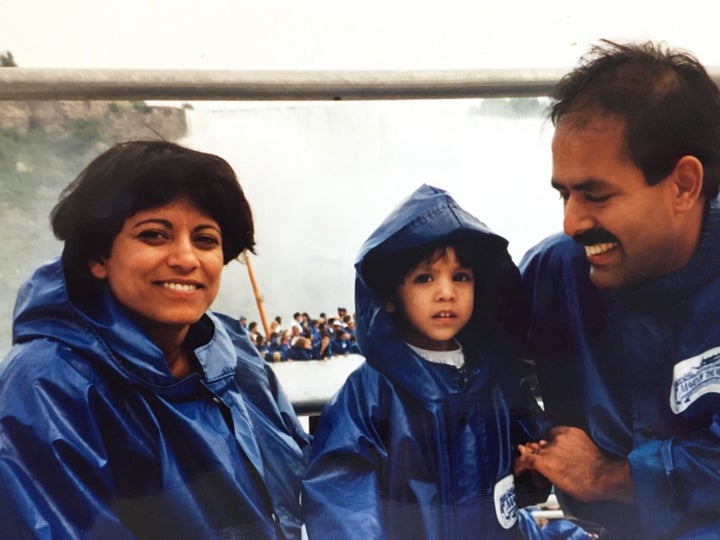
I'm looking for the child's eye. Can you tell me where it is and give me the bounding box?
[454,272,473,282]
[413,274,433,284]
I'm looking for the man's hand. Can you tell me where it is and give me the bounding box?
[514,426,635,504]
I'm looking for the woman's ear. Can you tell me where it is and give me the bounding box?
[384,300,397,313]
[89,258,108,279]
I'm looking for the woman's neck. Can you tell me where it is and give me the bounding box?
[144,324,196,378]
[164,346,196,378]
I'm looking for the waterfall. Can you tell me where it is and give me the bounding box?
[180,99,560,325]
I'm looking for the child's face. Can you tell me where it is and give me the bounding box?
[387,246,474,351]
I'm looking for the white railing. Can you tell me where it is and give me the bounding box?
[0,67,569,101]
[3,67,719,101]
[270,355,366,416]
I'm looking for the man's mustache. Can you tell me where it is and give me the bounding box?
[573,228,619,246]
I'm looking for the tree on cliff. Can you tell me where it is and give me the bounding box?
[1,51,17,67]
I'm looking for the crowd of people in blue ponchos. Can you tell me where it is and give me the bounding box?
[240,307,362,362]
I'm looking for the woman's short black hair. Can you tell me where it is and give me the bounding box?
[51,140,255,283]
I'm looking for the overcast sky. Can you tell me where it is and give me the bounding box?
[5,0,720,70]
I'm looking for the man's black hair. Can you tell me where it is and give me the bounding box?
[551,40,720,198]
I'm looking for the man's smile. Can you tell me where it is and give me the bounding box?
[584,242,619,257]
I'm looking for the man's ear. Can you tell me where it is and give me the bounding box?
[89,258,108,279]
[672,155,704,213]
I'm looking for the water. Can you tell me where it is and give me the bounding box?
[180,99,560,328]
[0,99,561,356]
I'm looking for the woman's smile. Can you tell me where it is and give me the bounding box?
[89,199,224,341]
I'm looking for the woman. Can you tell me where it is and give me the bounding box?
[0,141,310,539]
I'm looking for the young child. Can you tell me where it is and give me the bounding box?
[303,184,545,539]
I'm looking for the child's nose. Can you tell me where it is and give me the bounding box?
[436,278,456,300]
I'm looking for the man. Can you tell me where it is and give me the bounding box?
[291,311,303,332]
[515,40,720,538]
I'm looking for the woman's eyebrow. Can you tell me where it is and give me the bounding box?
[131,218,171,229]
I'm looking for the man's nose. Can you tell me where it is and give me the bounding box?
[563,196,594,238]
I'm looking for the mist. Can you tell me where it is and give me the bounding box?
[180,99,560,328]
[0,99,561,357]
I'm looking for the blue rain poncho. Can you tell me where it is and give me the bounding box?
[303,185,545,539]
[520,198,720,538]
[0,258,310,539]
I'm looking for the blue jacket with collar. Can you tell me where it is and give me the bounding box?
[520,198,720,539]
[0,258,310,539]
[303,184,545,539]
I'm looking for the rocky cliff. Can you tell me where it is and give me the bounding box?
[0,100,189,354]
[0,100,187,147]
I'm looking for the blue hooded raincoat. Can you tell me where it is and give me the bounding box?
[520,197,720,538]
[303,185,545,539]
[0,258,310,539]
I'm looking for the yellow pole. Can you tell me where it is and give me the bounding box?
[243,253,271,338]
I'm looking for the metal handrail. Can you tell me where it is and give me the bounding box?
[0,67,570,101]
[3,66,720,101]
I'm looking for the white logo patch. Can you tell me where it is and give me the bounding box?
[670,346,720,414]
[493,474,517,529]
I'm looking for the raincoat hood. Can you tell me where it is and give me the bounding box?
[12,258,232,391]
[354,184,517,398]
[304,185,546,539]
[5,258,310,539]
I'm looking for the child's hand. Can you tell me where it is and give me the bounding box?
[514,441,550,488]
[514,443,552,506]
